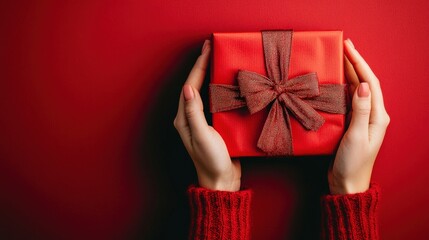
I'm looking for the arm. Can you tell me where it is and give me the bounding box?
[321,183,380,239]
[322,39,390,239]
[174,40,251,240]
[187,185,251,240]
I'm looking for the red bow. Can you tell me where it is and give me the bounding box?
[210,30,346,156]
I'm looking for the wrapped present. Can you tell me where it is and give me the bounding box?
[209,30,347,157]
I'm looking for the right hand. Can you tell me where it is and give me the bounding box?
[328,39,390,195]
[173,40,241,192]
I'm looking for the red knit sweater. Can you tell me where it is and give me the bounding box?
[187,183,380,240]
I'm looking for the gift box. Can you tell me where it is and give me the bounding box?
[209,30,347,157]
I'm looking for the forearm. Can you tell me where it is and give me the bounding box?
[187,185,252,240]
[321,183,380,240]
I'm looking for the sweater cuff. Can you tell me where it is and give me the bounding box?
[321,183,380,240]
[187,185,252,240]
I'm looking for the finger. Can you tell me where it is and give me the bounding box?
[344,54,359,96]
[344,39,386,114]
[174,40,211,133]
[173,90,192,143]
[185,40,211,91]
[183,84,209,137]
[347,83,371,138]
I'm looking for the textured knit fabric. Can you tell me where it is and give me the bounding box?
[188,184,380,240]
[187,185,252,240]
[321,183,380,240]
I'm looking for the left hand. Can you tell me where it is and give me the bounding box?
[173,40,241,192]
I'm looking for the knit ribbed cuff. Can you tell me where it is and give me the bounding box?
[321,183,380,240]
[187,185,252,240]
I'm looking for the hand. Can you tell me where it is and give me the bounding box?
[173,40,241,192]
[328,39,390,195]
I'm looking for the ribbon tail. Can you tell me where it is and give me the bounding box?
[279,93,325,131]
[209,84,247,113]
[257,100,293,156]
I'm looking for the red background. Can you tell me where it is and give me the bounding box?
[1,0,428,239]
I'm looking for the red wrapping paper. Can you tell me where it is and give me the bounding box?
[210,31,345,157]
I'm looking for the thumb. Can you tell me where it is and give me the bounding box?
[348,82,371,135]
[183,84,209,134]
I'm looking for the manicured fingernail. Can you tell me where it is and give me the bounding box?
[183,84,194,101]
[358,82,370,97]
[347,38,355,49]
[202,39,210,54]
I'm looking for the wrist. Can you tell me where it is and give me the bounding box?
[198,175,241,192]
[328,177,370,195]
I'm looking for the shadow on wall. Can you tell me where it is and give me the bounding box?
[136,44,202,240]
[137,43,335,240]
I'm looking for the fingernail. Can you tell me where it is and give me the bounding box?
[183,84,194,101]
[347,38,355,49]
[358,82,370,97]
[201,39,210,54]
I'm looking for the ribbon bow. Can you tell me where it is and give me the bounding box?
[209,30,347,156]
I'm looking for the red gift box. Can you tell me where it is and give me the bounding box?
[209,30,346,157]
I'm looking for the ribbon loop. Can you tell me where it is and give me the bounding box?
[237,71,276,114]
[284,73,320,98]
